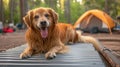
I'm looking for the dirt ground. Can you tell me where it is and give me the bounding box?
[0,30,26,51]
[0,30,120,60]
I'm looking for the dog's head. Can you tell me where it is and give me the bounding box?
[23,7,58,38]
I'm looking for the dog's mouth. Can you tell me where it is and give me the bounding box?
[40,27,48,38]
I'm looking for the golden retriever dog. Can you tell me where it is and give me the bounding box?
[20,7,101,59]
[20,7,68,59]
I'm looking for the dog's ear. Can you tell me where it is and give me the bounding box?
[23,10,33,28]
[48,8,58,24]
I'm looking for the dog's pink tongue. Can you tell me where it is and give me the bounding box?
[40,28,48,38]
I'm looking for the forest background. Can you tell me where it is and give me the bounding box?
[0,0,120,25]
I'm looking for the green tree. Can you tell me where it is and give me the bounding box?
[0,0,4,23]
[44,0,57,11]
[9,0,14,23]
[83,0,120,19]
[70,0,85,24]
[20,0,28,23]
[64,0,71,23]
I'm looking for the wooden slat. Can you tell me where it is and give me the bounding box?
[0,43,106,67]
[100,48,120,67]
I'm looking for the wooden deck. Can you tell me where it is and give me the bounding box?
[0,43,107,67]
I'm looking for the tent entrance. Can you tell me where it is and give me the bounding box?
[80,15,102,32]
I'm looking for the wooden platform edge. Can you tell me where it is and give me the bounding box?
[97,45,120,67]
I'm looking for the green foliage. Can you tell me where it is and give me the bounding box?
[3,0,10,23]
[4,6,10,23]
[70,1,85,24]
[57,8,66,23]
[83,0,120,19]
[13,1,20,24]
[83,0,105,10]
[1,0,120,24]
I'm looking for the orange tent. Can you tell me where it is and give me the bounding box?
[74,9,115,34]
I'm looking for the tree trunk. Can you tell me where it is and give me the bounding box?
[64,0,71,23]
[44,0,57,10]
[104,0,110,14]
[49,0,57,10]
[20,0,28,23]
[9,0,14,23]
[20,0,28,29]
[0,0,4,23]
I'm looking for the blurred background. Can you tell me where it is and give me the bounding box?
[0,0,120,60]
[0,0,120,25]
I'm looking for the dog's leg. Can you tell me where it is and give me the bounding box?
[20,47,33,59]
[57,46,69,54]
[45,45,69,59]
[45,46,62,59]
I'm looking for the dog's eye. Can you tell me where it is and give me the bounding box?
[34,15,39,19]
[45,14,49,17]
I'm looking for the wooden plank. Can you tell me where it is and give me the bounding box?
[100,48,120,67]
[0,43,106,67]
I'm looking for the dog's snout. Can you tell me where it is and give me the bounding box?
[40,21,47,26]
[38,20,49,28]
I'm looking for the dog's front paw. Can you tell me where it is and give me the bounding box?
[45,52,56,59]
[20,52,32,59]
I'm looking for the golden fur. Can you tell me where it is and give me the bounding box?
[20,7,101,59]
[57,23,77,44]
[57,23,101,51]
[20,7,68,59]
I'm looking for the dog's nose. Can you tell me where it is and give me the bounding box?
[40,21,47,26]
